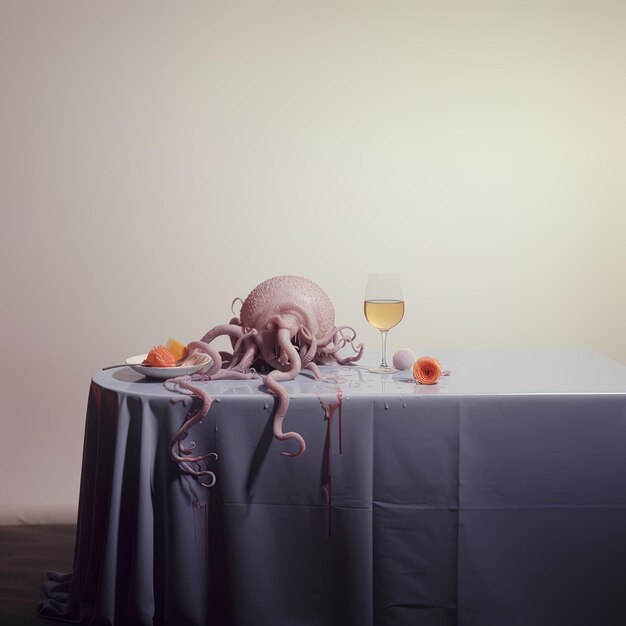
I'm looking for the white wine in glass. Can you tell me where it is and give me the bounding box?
[364,274,405,374]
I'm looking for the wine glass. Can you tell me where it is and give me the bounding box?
[364,273,405,374]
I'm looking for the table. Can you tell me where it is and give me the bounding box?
[38,348,626,626]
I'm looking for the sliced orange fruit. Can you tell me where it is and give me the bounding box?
[166,338,187,362]
[144,345,176,367]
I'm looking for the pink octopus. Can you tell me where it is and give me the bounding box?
[166,275,364,486]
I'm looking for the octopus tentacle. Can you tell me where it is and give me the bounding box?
[334,341,365,364]
[225,345,244,369]
[319,338,347,357]
[231,297,243,316]
[334,326,359,348]
[218,351,233,366]
[186,340,223,375]
[318,325,359,349]
[316,327,339,348]
[318,326,363,363]
[208,369,257,380]
[228,328,259,369]
[264,328,305,457]
[305,362,323,379]
[166,377,217,488]
[229,318,243,349]
[178,461,217,488]
[232,327,256,354]
[254,330,290,372]
[200,323,244,345]
[299,329,318,368]
[230,339,258,372]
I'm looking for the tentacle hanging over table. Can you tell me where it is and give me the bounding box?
[166,376,218,488]
[264,327,306,457]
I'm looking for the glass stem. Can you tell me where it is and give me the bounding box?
[379,330,389,368]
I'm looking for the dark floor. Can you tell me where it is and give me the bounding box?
[0,525,75,626]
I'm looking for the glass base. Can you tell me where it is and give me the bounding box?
[368,366,398,374]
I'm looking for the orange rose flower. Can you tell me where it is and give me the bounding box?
[144,345,176,367]
[413,356,442,385]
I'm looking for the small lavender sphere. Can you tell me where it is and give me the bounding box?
[392,349,416,371]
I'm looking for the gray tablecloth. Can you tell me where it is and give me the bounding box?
[38,349,626,626]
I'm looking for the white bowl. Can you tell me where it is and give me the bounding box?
[125,353,212,380]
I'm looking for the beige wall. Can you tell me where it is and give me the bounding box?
[1,1,624,521]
